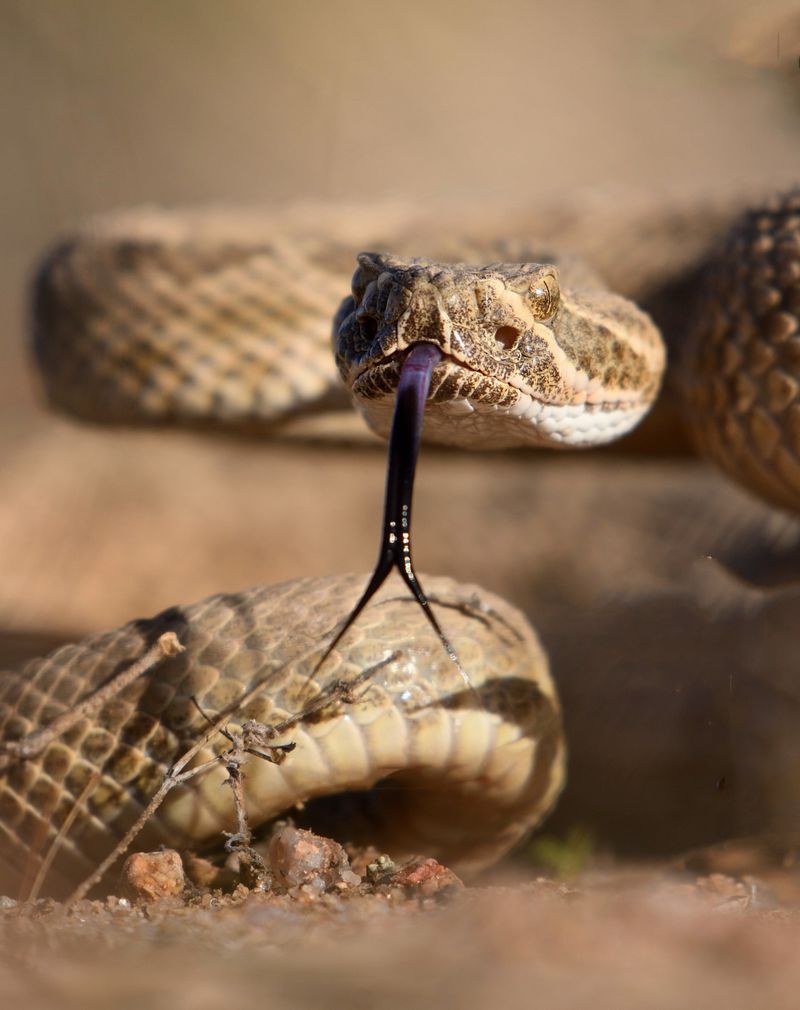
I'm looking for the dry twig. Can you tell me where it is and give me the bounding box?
[0,632,185,771]
[27,770,102,902]
[66,652,398,902]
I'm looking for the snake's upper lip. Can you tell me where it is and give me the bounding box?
[351,339,518,397]
[352,342,465,383]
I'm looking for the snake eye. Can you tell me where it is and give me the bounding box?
[529,275,559,320]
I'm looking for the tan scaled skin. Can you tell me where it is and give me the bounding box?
[28,196,800,507]
[680,190,800,512]
[0,575,564,898]
[335,253,665,450]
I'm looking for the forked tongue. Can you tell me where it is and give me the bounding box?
[310,342,469,685]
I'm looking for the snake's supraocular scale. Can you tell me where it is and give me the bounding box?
[0,575,564,898]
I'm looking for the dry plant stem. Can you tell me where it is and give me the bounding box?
[0,632,183,896]
[221,764,270,885]
[27,769,101,902]
[190,701,272,884]
[66,655,397,903]
[0,632,185,771]
[67,725,242,904]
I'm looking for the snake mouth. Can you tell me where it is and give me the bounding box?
[350,341,521,412]
[350,338,654,450]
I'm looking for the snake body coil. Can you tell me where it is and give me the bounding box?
[0,575,562,897]
[680,191,800,512]
[30,191,800,508]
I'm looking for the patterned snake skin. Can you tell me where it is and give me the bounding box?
[0,576,561,897]
[31,190,800,507]
[2,188,799,896]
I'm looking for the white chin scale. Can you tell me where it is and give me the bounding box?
[358,392,650,450]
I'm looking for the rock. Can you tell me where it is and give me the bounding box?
[267,826,361,892]
[120,849,185,902]
[182,853,239,892]
[383,857,464,898]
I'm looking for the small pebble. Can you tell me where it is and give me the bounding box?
[268,826,361,892]
[183,852,239,891]
[121,849,185,902]
[385,857,464,898]
[366,854,397,884]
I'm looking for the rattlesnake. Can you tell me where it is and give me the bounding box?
[1,188,798,897]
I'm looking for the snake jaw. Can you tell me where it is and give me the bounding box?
[336,252,665,449]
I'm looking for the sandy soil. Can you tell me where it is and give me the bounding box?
[3,1,800,1006]
[4,865,800,1010]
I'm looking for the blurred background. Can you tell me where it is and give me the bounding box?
[3,0,799,410]
[2,0,800,859]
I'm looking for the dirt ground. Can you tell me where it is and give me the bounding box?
[2,1,800,1007]
[5,866,800,1010]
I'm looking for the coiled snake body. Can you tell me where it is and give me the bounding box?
[2,189,799,896]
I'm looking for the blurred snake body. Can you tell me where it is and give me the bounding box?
[1,188,800,895]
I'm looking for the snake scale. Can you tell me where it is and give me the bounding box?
[1,188,799,897]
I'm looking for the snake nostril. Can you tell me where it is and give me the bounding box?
[494,325,520,351]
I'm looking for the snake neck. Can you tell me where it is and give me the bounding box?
[334,252,666,450]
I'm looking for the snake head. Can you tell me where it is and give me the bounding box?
[334,252,664,450]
